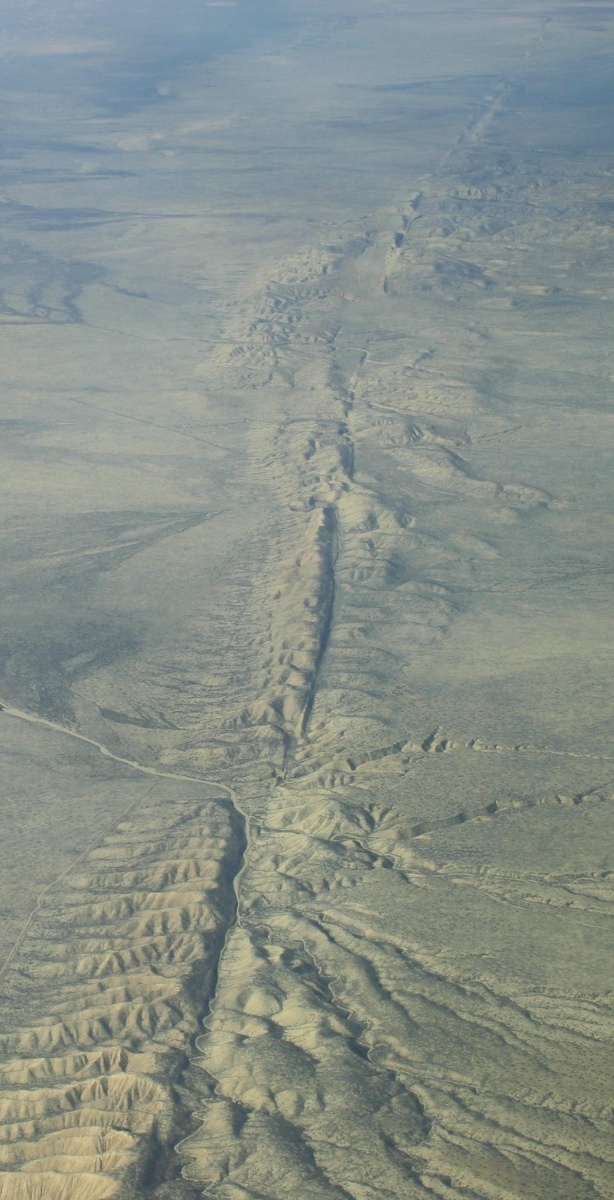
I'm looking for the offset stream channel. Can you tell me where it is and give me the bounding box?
[1,2,613,1197]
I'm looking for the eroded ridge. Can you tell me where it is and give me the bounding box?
[179,923,430,1200]
[165,67,614,1200]
[237,504,337,747]
[3,17,614,1199]
[177,747,614,1200]
[0,781,245,1199]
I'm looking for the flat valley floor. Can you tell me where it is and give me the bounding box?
[0,2,613,1197]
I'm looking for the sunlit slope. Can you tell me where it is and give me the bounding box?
[170,146,614,1199]
[0,2,613,1198]
[0,774,243,1200]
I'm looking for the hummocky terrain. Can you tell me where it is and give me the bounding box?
[0,1,613,1198]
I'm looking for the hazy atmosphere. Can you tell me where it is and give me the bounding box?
[0,2,613,1197]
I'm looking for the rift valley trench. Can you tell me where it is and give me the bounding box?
[1,15,614,1192]
[2,693,610,992]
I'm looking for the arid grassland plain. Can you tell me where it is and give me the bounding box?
[0,1,613,1197]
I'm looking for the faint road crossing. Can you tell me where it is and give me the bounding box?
[0,700,251,982]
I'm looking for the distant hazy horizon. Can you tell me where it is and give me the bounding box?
[0,3,613,1199]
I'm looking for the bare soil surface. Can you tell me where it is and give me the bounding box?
[0,2,613,1197]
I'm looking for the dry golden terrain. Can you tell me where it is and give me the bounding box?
[0,1,613,1197]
